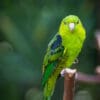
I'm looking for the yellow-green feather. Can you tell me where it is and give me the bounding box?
[42,15,86,100]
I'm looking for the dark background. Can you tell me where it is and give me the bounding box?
[0,0,100,100]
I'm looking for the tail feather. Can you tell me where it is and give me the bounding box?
[43,96,51,100]
[43,73,58,100]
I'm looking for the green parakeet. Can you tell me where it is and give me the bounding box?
[42,15,86,100]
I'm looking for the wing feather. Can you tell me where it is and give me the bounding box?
[42,34,64,87]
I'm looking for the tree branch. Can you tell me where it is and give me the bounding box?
[62,68,100,100]
[76,72,100,84]
[62,68,77,100]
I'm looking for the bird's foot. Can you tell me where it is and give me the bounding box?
[73,58,79,64]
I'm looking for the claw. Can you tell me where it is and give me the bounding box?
[73,58,79,64]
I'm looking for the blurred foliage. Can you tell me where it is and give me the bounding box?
[0,0,100,100]
[74,90,93,100]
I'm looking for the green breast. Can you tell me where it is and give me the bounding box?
[62,34,83,67]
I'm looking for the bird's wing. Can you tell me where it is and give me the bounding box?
[42,33,64,87]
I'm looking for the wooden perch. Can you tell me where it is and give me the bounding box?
[61,68,100,100]
[61,68,77,100]
[76,72,100,84]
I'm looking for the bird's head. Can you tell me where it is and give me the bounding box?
[59,15,85,35]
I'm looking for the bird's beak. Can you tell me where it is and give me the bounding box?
[69,23,75,31]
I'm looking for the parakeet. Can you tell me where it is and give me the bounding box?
[42,15,86,100]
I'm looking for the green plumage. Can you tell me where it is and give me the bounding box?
[42,15,86,100]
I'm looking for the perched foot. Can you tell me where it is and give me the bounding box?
[73,58,79,64]
[61,68,77,77]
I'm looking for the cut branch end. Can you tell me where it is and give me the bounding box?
[62,68,77,100]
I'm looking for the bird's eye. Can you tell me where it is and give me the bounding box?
[76,20,79,24]
[64,21,67,25]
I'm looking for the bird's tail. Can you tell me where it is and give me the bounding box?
[43,79,56,100]
[43,96,51,100]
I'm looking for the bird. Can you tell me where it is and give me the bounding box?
[42,15,86,100]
